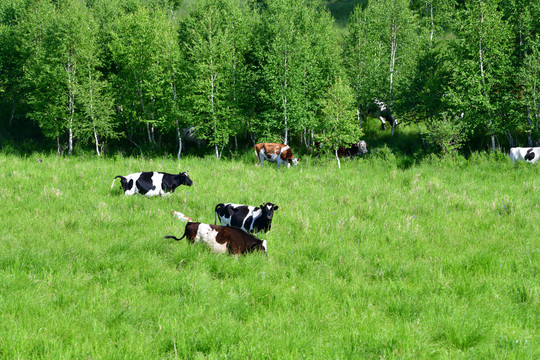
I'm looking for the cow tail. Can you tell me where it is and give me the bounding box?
[214,203,224,225]
[110,176,123,189]
[164,234,186,241]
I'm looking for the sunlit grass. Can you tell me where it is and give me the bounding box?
[0,151,538,358]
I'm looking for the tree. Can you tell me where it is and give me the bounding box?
[23,0,98,155]
[444,0,515,152]
[316,77,362,169]
[0,0,27,128]
[255,0,340,145]
[521,37,540,144]
[345,0,420,133]
[181,0,251,158]
[109,6,172,147]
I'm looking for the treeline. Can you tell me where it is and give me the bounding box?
[1,0,539,156]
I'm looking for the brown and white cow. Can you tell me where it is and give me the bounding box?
[171,210,193,222]
[255,143,299,168]
[165,222,267,255]
[337,140,368,158]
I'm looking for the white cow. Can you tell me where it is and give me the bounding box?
[509,147,540,164]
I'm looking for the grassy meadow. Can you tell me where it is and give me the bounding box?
[0,149,538,359]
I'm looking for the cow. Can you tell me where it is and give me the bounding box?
[255,143,299,168]
[337,140,368,158]
[110,171,193,197]
[165,222,267,255]
[509,147,540,164]
[215,202,278,233]
[171,210,193,222]
[365,99,398,134]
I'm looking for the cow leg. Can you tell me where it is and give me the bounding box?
[380,116,386,130]
[259,152,265,167]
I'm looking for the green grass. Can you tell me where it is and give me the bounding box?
[0,150,538,358]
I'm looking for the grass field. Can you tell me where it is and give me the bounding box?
[0,150,538,359]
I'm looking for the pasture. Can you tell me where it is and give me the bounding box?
[0,151,538,358]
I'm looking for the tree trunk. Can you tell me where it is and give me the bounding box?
[335,149,341,169]
[94,129,101,157]
[176,126,182,159]
[282,48,289,145]
[9,100,15,127]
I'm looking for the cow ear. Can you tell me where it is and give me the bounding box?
[274,205,279,210]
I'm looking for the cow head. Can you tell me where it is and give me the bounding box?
[290,158,299,166]
[249,239,268,254]
[260,203,278,220]
[357,140,368,155]
[179,171,193,186]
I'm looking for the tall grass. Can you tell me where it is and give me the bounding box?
[0,151,538,358]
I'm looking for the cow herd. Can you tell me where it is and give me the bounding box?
[111,143,297,256]
[111,142,539,256]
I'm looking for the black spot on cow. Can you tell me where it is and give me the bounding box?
[137,172,157,194]
[525,148,536,161]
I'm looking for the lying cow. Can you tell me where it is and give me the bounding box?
[338,140,368,158]
[165,222,267,255]
[215,202,278,233]
[171,210,193,222]
[110,171,193,197]
[509,147,540,164]
[255,143,299,168]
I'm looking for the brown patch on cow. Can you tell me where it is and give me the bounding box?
[174,222,266,255]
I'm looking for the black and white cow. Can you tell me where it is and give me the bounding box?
[165,222,267,255]
[214,202,278,233]
[509,147,540,164]
[365,99,398,134]
[110,171,193,197]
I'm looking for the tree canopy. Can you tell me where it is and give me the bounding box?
[1,0,539,156]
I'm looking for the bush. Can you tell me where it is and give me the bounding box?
[425,113,467,154]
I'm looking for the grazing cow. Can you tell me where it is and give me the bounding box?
[338,140,368,158]
[110,171,193,197]
[215,202,278,233]
[509,147,540,164]
[171,210,193,222]
[255,143,299,168]
[365,99,398,134]
[165,222,267,255]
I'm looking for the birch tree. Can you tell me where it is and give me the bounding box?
[23,0,95,155]
[445,0,514,152]
[346,0,419,132]
[181,0,250,158]
[109,6,169,146]
[316,77,362,169]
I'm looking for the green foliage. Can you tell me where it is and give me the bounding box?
[345,0,420,109]
[255,0,341,144]
[444,0,517,148]
[316,77,362,153]
[2,0,540,155]
[424,113,466,153]
[0,153,538,358]
[180,0,252,158]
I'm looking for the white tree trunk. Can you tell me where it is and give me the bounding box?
[94,129,101,156]
[335,149,341,169]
